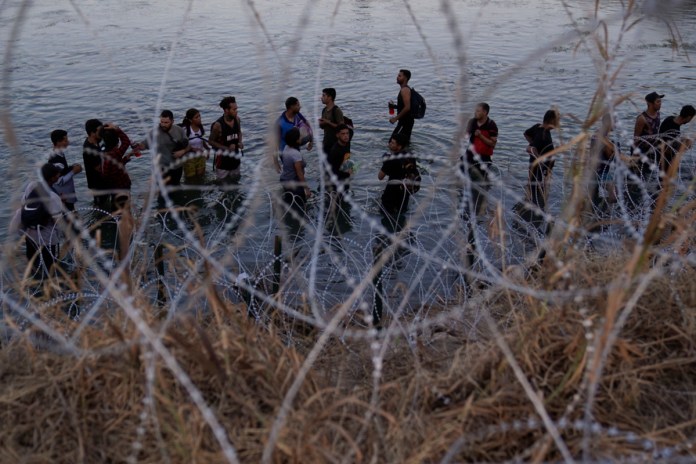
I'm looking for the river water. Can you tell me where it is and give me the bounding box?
[1,0,695,310]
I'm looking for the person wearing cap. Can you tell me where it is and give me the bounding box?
[633,91,663,162]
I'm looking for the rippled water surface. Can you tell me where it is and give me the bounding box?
[1,0,695,294]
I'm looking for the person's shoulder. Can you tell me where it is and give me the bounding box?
[661,115,676,125]
[48,150,64,162]
[283,146,300,156]
[524,123,539,134]
[484,118,498,131]
[278,112,293,125]
[171,124,186,136]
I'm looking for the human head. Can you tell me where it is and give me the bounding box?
[679,104,695,122]
[475,103,490,120]
[388,133,407,152]
[543,109,559,127]
[645,91,664,111]
[285,96,300,111]
[184,108,200,124]
[397,69,411,85]
[51,129,69,148]
[219,96,236,110]
[219,96,237,119]
[85,119,103,138]
[336,124,350,145]
[102,128,120,151]
[284,127,301,149]
[322,88,336,104]
[41,162,61,185]
[113,193,130,211]
[160,110,174,131]
[183,108,203,133]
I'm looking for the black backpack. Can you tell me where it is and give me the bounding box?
[402,158,421,194]
[21,187,52,228]
[409,87,426,119]
[333,106,354,141]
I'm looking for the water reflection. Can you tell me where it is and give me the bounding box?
[2,0,696,308]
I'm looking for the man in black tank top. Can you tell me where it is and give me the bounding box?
[389,69,415,145]
[209,96,244,180]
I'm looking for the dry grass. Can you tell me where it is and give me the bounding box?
[2,249,696,463]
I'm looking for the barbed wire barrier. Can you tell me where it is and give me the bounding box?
[2,0,696,462]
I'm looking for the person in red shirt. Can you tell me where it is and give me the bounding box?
[100,123,133,203]
[100,123,135,275]
[463,102,498,215]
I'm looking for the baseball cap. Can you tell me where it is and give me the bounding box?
[645,91,665,103]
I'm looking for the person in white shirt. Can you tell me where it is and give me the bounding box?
[48,129,82,211]
[180,108,210,183]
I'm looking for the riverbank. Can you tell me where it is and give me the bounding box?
[2,246,695,462]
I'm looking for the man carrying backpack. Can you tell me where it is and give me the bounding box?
[9,163,64,280]
[319,87,345,155]
[389,69,416,146]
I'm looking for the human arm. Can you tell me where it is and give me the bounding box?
[389,87,411,124]
[524,125,538,155]
[378,156,391,180]
[109,125,133,162]
[132,133,150,151]
[171,128,191,160]
[208,122,227,151]
[237,117,244,150]
[475,130,497,148]
[634,114,647,142]
[294,160,311,197]
[298,113,313,151]
[47,190,64,217]
[54,164,82,188]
